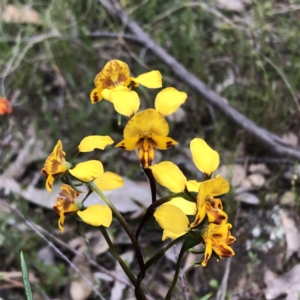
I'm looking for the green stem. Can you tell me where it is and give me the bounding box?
[184,187,197,203]
[99,227,137,285]
[165,240,199,300]
[88,182,147,300]
[143,168,156,203]
[136,236,185,292]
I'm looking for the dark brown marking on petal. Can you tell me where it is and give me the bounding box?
[148,138,157,147]
[212,233,223,239]
[46,179,53,190]
[219,247,234,258]
[93,93,99,103]
[166,141,173,148]
[117,142,126,149]
[118,73,126,83]
[101,78,114,88]
[41,169,48,177]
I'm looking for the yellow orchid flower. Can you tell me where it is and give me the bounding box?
[41,136,114,191]
[41,140,72,192]
[90,59,162,117]
[191,176,229,227]
[53,170,123,232]
[201,222,236,267]
[53,184,83,232]
[115,88,187,167]
[190,138,219,177]
[150,161,229,240]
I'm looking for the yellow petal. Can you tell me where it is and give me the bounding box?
[162,229,185,241]
[201,176,230,198]
[58,214,66,232]
[206,206,228,225]
[90,87,104,104]
[155,87,187,116]
[150,161,187,193]
[78,135,114,152]
[94,60,130,88]
[150,132,177,149]
[46,175,55,192]
[124,109,169,139]
[77,204,112,227]
[69,160,104,182]
[94,172,124,191]
[101,88,112,102]
[190,138,219,176]
[115,135,140,150]
[186,180,200,192]
[133,70,162,88]
[201,239,213,267]
[167,197,196,215]
[154,204,189,237]
[110,87,140,117]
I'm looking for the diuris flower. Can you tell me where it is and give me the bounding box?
[90,59,162,117]
[41,135,114,192]
[53,184,113,232]
[201,222,236,266]
[41,140,72,192]
[115,87,187,168]
[150,161,229,240]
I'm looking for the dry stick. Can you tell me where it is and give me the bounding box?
[99,0,300,160]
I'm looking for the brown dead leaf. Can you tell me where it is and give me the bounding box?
[235,192,260,205]
[264,264,300,300]
[279,210,300,260]
[85,178,152,213]
[218,164,246,187]
[2,4,41,24]
[86,231,111,256]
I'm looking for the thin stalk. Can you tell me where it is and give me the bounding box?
[88,182,147,300]
[143,168,156,203]
[136,237,185,292]
[99,227,137,285]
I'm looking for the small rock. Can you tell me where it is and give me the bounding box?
[247,173,266,189]
[38,246,55,265]
[280,191,295,206]
[249,163,270,175]
[265,193,278,203]
[235,193,260,205]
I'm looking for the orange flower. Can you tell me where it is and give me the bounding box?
[0,98,12,115]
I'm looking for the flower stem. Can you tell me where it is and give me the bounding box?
[87,182,147,300]
[99,227,136,284]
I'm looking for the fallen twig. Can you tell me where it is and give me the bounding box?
[99,0,300,160]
